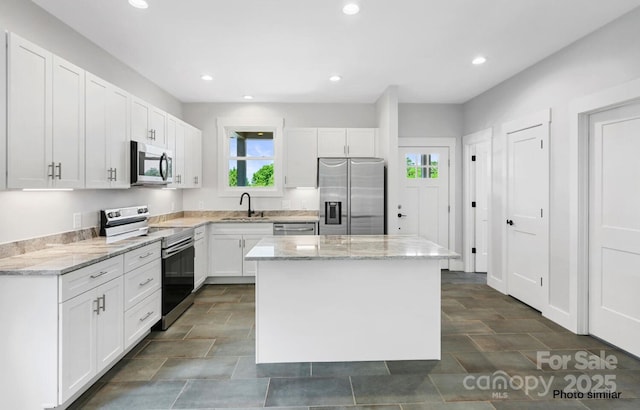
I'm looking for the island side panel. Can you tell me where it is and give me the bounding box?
[255,259,441,363]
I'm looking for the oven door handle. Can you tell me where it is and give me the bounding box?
[162,239,195,258]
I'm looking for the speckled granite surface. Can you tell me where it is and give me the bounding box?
[0,233,165,276]
[245,235,460,261]
[151,211,319,228]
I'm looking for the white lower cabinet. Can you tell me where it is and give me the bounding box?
[194,225,208,289]
[123,243,161,349]
[59,259,124,404]
[209,223,273,278]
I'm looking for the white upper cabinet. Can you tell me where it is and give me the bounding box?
[167,115,186,188]
[7,33,85,189]
[184,124,202,188]
[317,128,376,157]
[346,128,376,157]
[52,55,85,188]
[317,128,346,157]
[85,73,130,189]
[131,97,167,148]
[285,128,317,188]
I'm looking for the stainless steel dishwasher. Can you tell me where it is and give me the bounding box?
[273,222,317,235]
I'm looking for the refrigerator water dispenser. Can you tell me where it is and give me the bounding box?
[325,202,342,225]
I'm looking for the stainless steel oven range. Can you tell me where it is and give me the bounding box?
[157,227,195,330]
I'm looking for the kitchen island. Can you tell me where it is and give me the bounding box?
[245,235,459,364]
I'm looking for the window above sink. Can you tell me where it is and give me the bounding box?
[217,117,284,197]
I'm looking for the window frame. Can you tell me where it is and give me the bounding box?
[217,117,284,197]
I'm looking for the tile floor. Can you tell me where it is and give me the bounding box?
[70,271,640,409]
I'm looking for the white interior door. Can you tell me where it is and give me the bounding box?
[506,124,548,311]
[473,141,491,272]
[398,147,449,268]
[589,102,640,357]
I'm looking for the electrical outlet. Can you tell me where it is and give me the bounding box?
[73,213,82,229]
[198,201,204,210]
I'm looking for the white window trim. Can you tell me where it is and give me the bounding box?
[217,117,284,197]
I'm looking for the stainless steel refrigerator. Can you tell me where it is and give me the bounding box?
[318,158,385,235]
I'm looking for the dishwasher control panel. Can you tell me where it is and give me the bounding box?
[273,222,317,235]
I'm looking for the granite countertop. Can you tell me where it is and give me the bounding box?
[0,233,167,276]
[150,215,319,229]
[244,235,460,261]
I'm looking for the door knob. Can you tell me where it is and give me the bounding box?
[506,219,514,226]
[398,213,407,218]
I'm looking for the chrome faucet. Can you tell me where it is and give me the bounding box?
[240,192,253,217]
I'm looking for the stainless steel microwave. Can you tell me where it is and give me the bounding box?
[130,141,173,186]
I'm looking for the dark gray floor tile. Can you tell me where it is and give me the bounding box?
[581,398,640,409]
[442,320,494,335]
[196,286,228,296]
[452,352,538,373]
[469,334,548,352]
[153,356,238,380]
[351,374,440,404]
[207,337,256,357]
[386,356,465,375]
[123,339,150,359]
[611,370,640,398]
[482,319,556,334]
[402,402,495,410]
[175,310,231,326]
[195,294,243,303]
[441,335,480,353]
[429,373,529,401]
[136,339,214,358]
[454,297,515,309]
[210,302,256,311]
[492,400,588,409]
[147,325,193,340]
[445,308,506,322]
[491,307,544,320]
[233,356,311,378]
[173,378,269,408]
[530,333,610,350]
[79,381,186,409]
[266,377,354,407]
[312,361,389,377]
[313,406,400,410]
[186,324,253,339]
[102,358,166,382]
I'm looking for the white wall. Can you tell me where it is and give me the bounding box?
[0,0,184,245]
[462,7,640,327]
[182,103,377,212]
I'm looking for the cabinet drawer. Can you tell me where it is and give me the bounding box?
[194,225,207,241]
[124,258,161,311]
[124,242,161,273]
[124,289,161,349]
[60,256,124,302]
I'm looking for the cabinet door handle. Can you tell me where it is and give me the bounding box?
[100,294,106,312]
[113,168,117,182]
[48,162,55,179]
[55,162,62,179]
[139,311,154,322]
[93,298,100,315]
[90,271,108,279]
[107,168,112,181]
[139,277,154,287]
[139,251,153,259]
[238,239,242,248]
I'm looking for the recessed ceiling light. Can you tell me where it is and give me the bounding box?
[128,0,149,9]
[472,56,487,65]
[243,95,254,100]
[342,3,360,15]
[329,75,342,82]
[201,74,213,81]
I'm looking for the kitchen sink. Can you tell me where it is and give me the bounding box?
[220,216,270,221]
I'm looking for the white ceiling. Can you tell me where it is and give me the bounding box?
[32,0,640,104]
